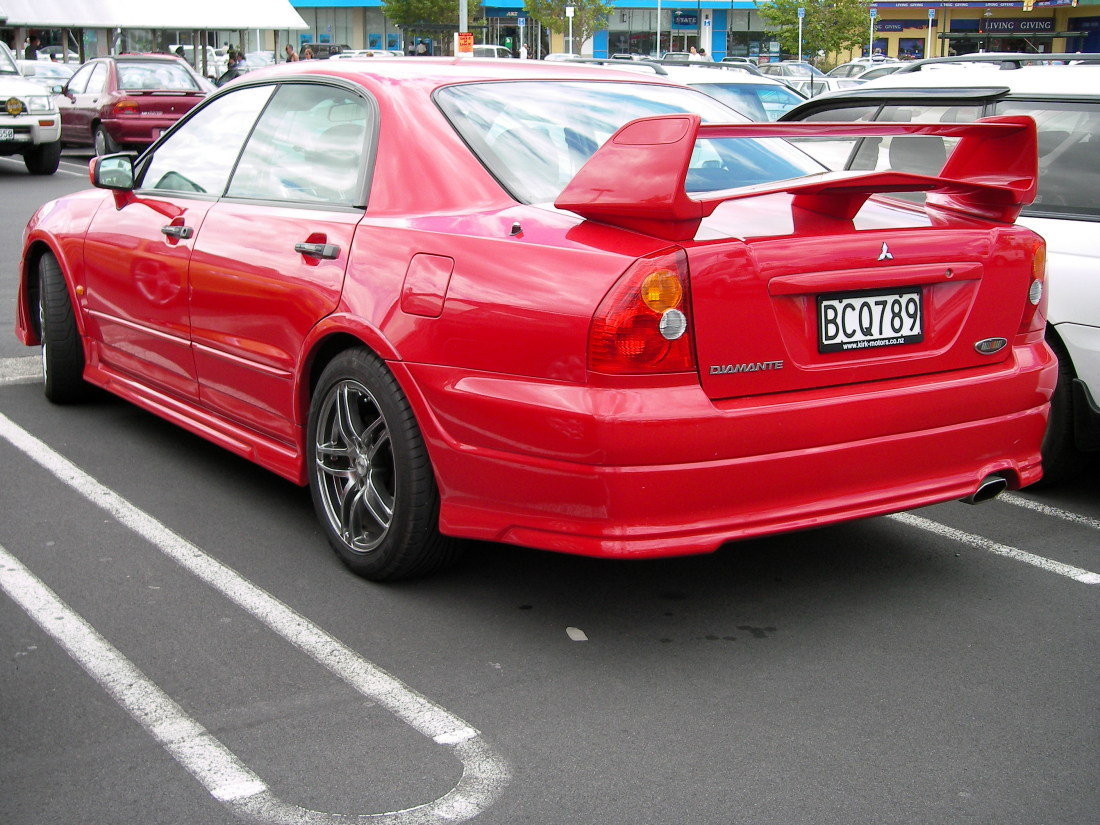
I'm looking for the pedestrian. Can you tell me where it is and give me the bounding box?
[698,48,710,61]
[284,43,299,62]
[689,46,704,62]
[302,46,314,60]
[25,34,40,60]
[520,42,528,60]
[415,38,428,56]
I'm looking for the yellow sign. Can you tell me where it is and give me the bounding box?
[6,97,24,116]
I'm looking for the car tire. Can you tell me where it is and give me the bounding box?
[38,253,89,404]
[24,140,61,175]
[1036,334,1086,486]
[307,348,462,581]
[93,123,120,156]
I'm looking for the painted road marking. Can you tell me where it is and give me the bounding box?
[0,155,87,178]
[1000,492,1100,532]
[0,356,40,387]
[0,411,511,823]
[889,512,1100,585]
[0,545,270,803]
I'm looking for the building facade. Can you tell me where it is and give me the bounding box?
[289,0,1099,61]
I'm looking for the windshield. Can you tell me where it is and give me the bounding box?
[117,60,202,92]
[0,42,19,75]
[436,80,824,203]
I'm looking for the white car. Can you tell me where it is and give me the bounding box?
[0,42,62,174]
[618,62,807,121]
[782,60,1100,481]
[472,45,513,59]
[758,61,860,96]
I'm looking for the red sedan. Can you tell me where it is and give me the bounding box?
[57,54,208,155]
[17,59,1054,580]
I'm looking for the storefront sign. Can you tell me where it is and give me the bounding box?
[673,11,699,28]
[984,17,1056,31]
[877,19,938,30]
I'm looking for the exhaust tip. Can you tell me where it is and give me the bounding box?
[961,474,1008,505]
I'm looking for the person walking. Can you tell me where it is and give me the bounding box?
[284,43,299,62]
[301,46,314,60]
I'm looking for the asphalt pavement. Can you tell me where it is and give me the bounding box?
[1,152,1097,825]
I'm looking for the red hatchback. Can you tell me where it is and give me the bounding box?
[17,60,1055,580]
[57,55,208,155]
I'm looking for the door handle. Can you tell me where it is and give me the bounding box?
[294,242,340,260]
[161,224,194,239]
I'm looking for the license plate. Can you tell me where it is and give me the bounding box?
[817,287,923,353]
[0,128,14,141]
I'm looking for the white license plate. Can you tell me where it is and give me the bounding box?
[0,128,14,141]
[817,288,923,353]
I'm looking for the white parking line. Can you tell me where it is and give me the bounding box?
[999,492,1100,532]
[889,512,1100,585]
[0,356,41,387]
[0,155,87,178]
[0,411,511,823]
[0,545,270,803]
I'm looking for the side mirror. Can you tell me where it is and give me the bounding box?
[89,153,135,191]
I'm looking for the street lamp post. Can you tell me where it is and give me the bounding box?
[868,6,877,57]
[656,0,662,57]
[566,5,575,54]
[925,7,935,58]
[797,6,804,63]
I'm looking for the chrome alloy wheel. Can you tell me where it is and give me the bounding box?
[313,379,396,554]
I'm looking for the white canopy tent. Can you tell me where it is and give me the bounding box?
[1,0,308,67]
[0,0,308,30]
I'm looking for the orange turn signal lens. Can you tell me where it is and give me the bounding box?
[640,269,683,313]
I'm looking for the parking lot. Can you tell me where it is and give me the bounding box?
[1,154,1097,825]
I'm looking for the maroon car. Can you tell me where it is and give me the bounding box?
[58,54,208,155]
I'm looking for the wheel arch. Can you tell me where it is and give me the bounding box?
[18,239,84,345]
[296,316,401,430]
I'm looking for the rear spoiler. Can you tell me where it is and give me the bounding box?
[554,115,1037,241]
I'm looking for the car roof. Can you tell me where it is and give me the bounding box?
[649,65,791,86]
[220,56,709,92]
[855,64,1099,97]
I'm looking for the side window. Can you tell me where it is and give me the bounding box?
[85,63,108,95]
[139,85,274,196]
[995,99,1100,218]
[66,62,94,94]
[226,84,371,206]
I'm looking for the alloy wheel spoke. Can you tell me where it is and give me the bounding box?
[335,385,367,453]
[361,472,395,529]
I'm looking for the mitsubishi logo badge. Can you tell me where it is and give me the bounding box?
[878,242,894,261]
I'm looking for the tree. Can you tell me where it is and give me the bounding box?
[757,0,870,60]
[381,0,460,33]
[524,0,615,54]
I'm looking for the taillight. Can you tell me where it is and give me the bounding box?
[112,100,139,116]
[1018,236,1047,335]
[588,248,695,374]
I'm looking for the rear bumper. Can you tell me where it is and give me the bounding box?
[396,340,1055,558]
[102,116,180,146]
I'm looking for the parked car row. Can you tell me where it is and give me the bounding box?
[780,55,1100,483]
[14,56,1074,584]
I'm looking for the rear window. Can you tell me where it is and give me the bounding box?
[692,82,805,122]
[436,80,824,204]
[117,60,202,92]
